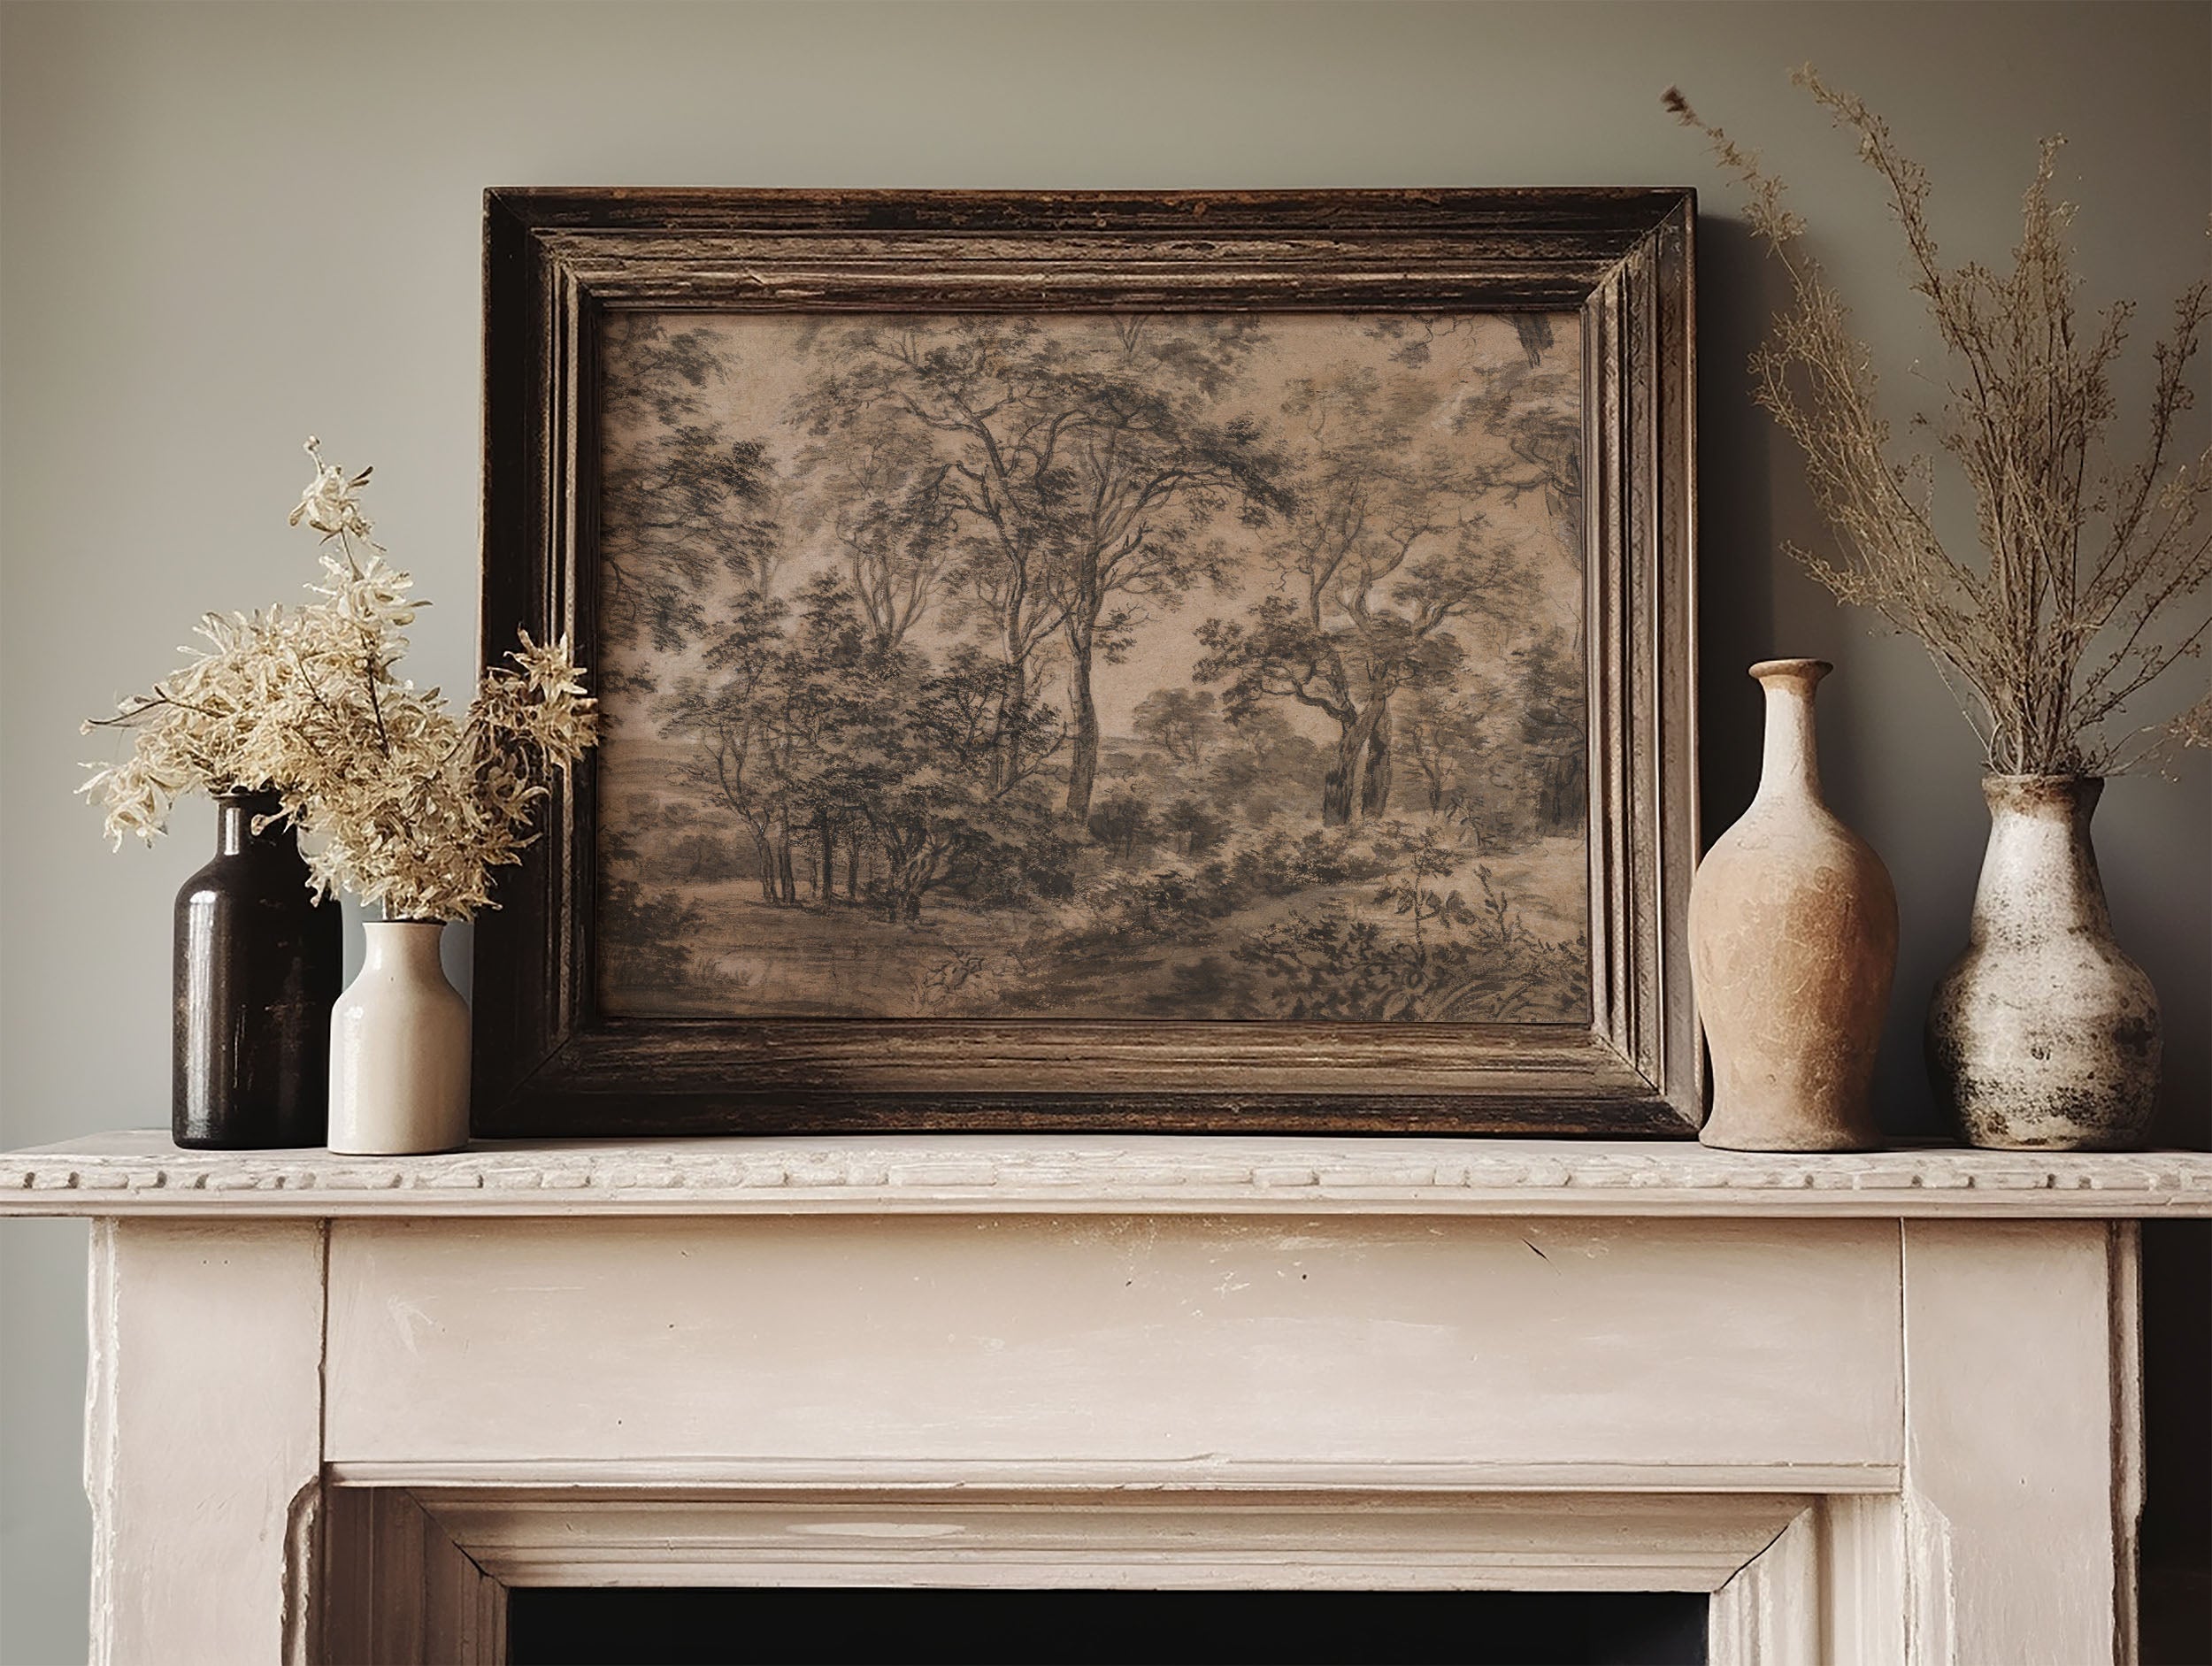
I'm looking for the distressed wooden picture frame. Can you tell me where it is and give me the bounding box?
[473,188,1698,1137]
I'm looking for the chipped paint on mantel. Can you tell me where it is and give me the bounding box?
[84,1209,2143,1664]
[5,1128,2210,1218]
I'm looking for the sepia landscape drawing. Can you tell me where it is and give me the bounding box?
[592,309,1591,1024]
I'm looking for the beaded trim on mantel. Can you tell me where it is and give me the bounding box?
[3,1131,2209,1217]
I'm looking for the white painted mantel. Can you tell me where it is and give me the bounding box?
[11,1132,2210,1666]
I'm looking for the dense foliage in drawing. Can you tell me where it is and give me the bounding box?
[595,311,1590,1021]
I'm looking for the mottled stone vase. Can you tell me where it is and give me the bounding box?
[1689,660,1897,1151]
[1928,775,2161,1150]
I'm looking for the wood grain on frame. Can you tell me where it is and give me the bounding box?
[473,188,1698,1136]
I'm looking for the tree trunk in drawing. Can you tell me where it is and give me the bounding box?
[1361,698,1394,818]
[1321,704,1385,827]
[1064,626,1101,821]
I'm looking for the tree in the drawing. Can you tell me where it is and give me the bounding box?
[1397,680,1490,818]
[649,579,858,908]
[1389,629,1587,845]
[1044,319,1286,818]
[1087,787,1154,861]
[1512,627,1587,829]
[597,832,706,989]
[653,574,1002,920]
[600,319,786,673]
[1207,704,1322,817]
[655,589,805,903]
[1160,795,1227,858]
[1194,365,1540,826]
[1131,687,1221,772]
[792,319,1066,799]
[800,411,958,654]
[857,643,1065,923]
[1371,314,1584,554]
[792,317,1284,819]
[772,574,902,906]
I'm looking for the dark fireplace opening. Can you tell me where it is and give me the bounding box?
[505,1587,1709,1665]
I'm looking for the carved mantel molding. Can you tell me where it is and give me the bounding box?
[5,1127,2209,1219]
[19,1126,2171,1663]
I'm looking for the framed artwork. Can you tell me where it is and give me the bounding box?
[473,188,1698,1136]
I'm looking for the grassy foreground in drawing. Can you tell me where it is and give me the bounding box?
[593,311,1591,1023]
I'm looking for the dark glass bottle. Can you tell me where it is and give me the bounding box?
[173,789,343,1148]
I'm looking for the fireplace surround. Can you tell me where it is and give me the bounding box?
[8,1132,2208,1664]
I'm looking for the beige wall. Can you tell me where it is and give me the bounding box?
[3,3,2204,1658]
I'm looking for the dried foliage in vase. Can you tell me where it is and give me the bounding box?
[1668,69,2212,774]
[81,440,598,920]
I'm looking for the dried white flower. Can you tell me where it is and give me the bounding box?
[288,435,380,546]
[83,440,599,919]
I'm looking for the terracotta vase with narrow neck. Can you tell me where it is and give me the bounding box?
[1928,775,2161,1149]
[327,919,471,1155]
[1688,660,1898,1151]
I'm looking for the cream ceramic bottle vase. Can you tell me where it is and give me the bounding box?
[1688,660,1897,1150]
[1926,775,2160,1149]
[327,919,471,1155]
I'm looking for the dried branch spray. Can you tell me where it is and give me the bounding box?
[82,440,597,918]
[1669,69,2211,774]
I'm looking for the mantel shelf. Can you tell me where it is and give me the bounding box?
[4,1128,2210,1219]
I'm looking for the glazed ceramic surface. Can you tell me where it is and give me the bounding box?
[1928,774,2161,1150]
[172,790,342,1148]
[1688,660,1897,1151]
[328,920,471,1155]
